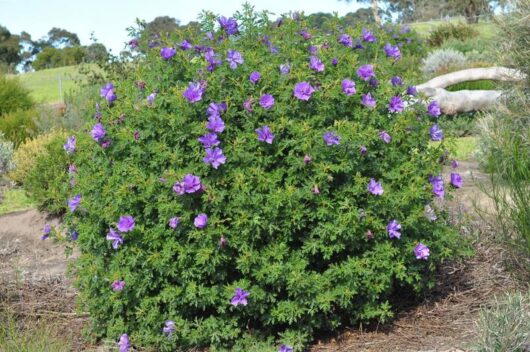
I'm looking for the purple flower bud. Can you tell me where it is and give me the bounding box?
[303,155,312,165]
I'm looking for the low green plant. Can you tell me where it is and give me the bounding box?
[0,109,39,147]
[473,291,530,352]
[59,7,463,350]
[427,22,478,47]
[0,76,34,116]
[25,133,70,215]
[421,48,467,75]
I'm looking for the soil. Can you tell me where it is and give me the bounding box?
[0,160,527,351]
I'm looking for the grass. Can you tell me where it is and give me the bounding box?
[0,310,72,352]
[7,65,93,104]
[410,17,497,39]
[0,188,35,216]
[429,136,478,161]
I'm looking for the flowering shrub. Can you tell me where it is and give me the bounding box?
[63,10,462,351]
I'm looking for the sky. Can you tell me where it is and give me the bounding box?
[0,0,364,54]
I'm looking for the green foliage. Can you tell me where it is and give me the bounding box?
[0,188,35,215]
[0,109,38,147]
[446,80,496,91]
[25,133,70,215]
[64,10,461,350]
[0,25,21,72]
[0,131,14,175]
[0,75,34,116]
[437,112,479,138]
[473,291,530,352]
[32,46,86,71]
[427,22,478,47]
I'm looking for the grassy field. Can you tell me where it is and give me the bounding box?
[9,65,90,104]
[410,17,497,39]
[0,188,35,215]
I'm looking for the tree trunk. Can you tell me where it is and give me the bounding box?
[416,67,526,115]
[372,0,381,25]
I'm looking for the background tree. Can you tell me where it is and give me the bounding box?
[145,16,180,37]
[45,27,80,48]
[0,25,21,73]
[85,43,108,64]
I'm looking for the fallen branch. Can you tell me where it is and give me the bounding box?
[416,67,526,115]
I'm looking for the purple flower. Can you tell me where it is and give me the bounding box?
[360,145,367,155]
[293,82,315,101]
[204,48,222,72]
[101,139,111,149]
[424,204,437,221]
[332,57,338,66]
[384,43,401,60]
[452,159,459,169]
[146,92,157,106]
[312,185,320,194]
[194,213,208,229]
[173,182,185,195]
[299,30,311,40]
[430,124,443,141]
[308,45,318,54]
[361,93,376,108]
[68,194,81,212]
[163,320,176,336]
[379,131,391,144]
[41,224,51,240]
[279,63,290,75]
[391,76,403,86]
[356,64,375,81]
[414,243,430,260]
[117,215,135,233]
[406,86,418,96]
[198,133,220,148]
[203,147,226,169]
[160,47,176,60]
[133,130,140,141]
[368,178,384,195]
[362,28,376,42]
[278,345,293,352]
[128,39,138,49]
[183,82,205,103]
[303,155,312,165]
[100,83,117,103]
[309,56,324,72]
[231,288,250,306]
[249,71,261,84]
[207,102,227,118]
[450,173,463,188]
[243,98,253,112]
[259,94,275,110]
[169,217,180,229]
[323,131,340,146]
[428,101,441,118]
[256,125,275,144]
[106,228,124,250]
[341,79,356,96]
[218,16,239,36]
[179,40,192,50]
[118,334,130,352]
[111,280,125,292]
[63,136,76,154]
[338,34,353,47]
[430,175,444,198]
[226,49,243,69]
[388,96,404,113]
[183,174,202,194]
[70,230,79,241]
[206,115,225,133]
[387,220,402,239]
[400,25,411,34]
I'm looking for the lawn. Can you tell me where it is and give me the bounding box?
[410,17,497,39]
[8,65,93,104]
[0,188,35,215]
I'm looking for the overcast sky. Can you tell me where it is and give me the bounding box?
[0,0,364,53]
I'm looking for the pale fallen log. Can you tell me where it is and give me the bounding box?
[416,67,525,115]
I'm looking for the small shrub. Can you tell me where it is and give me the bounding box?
[0,109,39,147]
[421,48,467,75]
[427,22,478,47]
[8,130,66,185]
[63,9,463,350]
[0,131,14,175]
[473,291,530,352]
[25,132,70,215]
[0,76,34,116]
